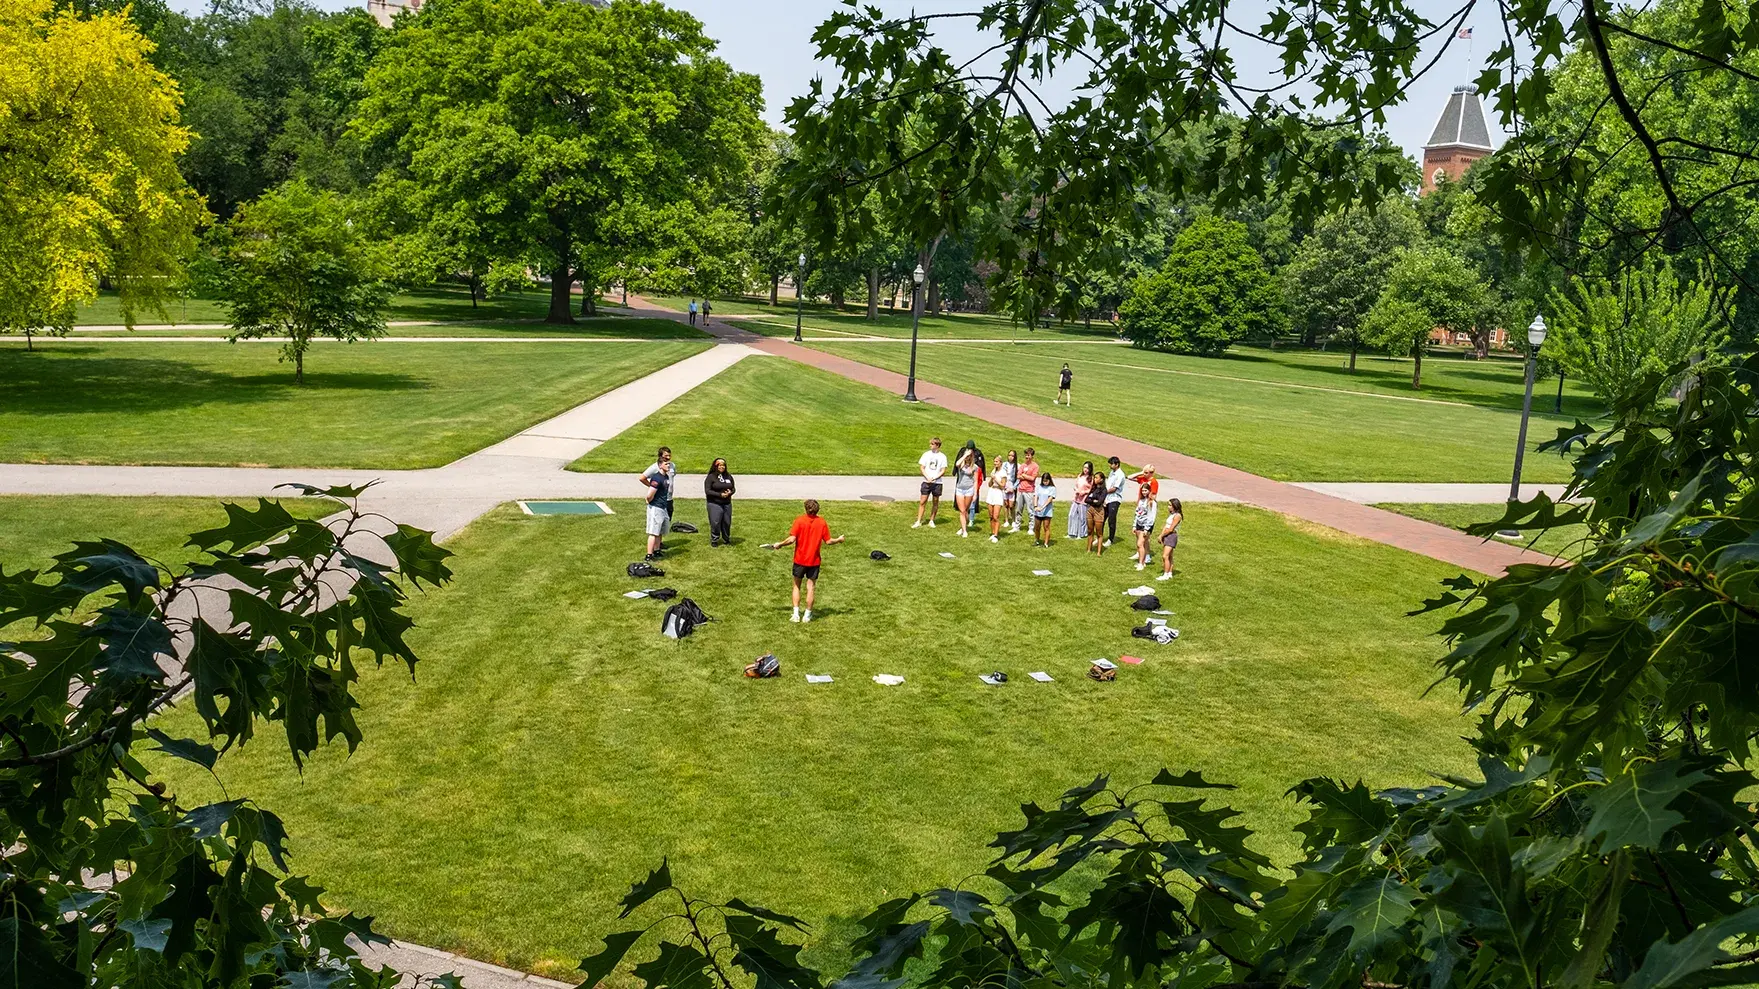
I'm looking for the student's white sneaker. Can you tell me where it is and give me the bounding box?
[928,520,936,528]
[790,608,801,622]
[911,520,922,529]
[990,535,998,543]
[960,530,968,538]
[1135,562,1146,571]
[1104,539,1113,547]
[801,610,813,623]
[1156,572,1172,581]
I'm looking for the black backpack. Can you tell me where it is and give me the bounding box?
[647,587,678,602]
[1131,623,1157,639]
[870,550,891,561]
[661,597,711,639]
[670,521,699,534]
[745,654,780,678]
[627,561,665,578]
[1130,594,1161,611]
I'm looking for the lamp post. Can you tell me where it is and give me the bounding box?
[793,252,806,343]
[904,263,924,402]
[1499,314,1548,538]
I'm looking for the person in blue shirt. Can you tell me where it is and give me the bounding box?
[638,446,676,560]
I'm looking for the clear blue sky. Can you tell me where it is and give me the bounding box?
[169,0,1507,164]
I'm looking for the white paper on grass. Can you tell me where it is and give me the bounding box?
[1091,658,1118,670]
[1028,671,1054,682]
[1154,609,1175,615]
[872,674,906,686]
[939,552,957,559]
[1123,585,1155,596]
[1146,618,1167,627]
[622,590,649,599]
[1032,569,1053,576]
[978,674,1005,686]
[806,675,834,684]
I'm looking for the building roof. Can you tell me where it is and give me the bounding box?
[1425,86,1494,151]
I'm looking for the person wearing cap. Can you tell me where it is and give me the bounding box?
[1102,456,1126,546]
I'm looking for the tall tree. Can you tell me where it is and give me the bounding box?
[1118,215,1281,356]
[1285,200,1423,366]
[1549,257,1729,404]
[0,0,203,347]
[356,0,765,324]
[1363,244,1487,389]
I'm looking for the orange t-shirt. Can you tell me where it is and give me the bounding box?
[789,514,832,566]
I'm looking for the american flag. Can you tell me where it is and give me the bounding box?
[1458,27,1473,39]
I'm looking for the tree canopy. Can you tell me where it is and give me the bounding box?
[1118,214,1281,356]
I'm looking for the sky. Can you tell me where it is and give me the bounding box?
[170,0,1508,164]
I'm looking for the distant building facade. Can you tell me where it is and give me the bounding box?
[1421,86,1494,194]
[366,0,420,27]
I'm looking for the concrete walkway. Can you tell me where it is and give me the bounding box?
[618,296,1558,576]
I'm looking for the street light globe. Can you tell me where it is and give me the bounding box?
[913,264,925,285]
[1528,314,1548,349]
[798,253,806,268]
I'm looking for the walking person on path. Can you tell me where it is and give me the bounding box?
[1031,471,1058,546]
[1102,456,1126,546]
[704,457,736,547]
[1157,498,1184,581]
[1084,466,1108,554]
[984,454,1008,541]
[913,437,947,528]
[638,446,676,561]
[701,299,712,323]
[1068,461,1094,541]
[1131,481,1159,571]
[952,442,981,538]
[688,299,698,326]
[1014,448,1041,534]
[766,499,844,624]
[1055,363,1073,405]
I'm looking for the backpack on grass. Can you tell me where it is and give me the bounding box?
[1130,594,1161,611]
[647,587,678,602]
[662,598,712,639]
[628,561,665,578]
[870,550,891,561]
[671,521,699,534]
[1088,663,1116,682]
[745,654,780,678]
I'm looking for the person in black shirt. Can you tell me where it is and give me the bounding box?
[705,457,736,545]
[1056,363,1073,405]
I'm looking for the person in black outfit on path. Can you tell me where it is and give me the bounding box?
[705,457,736,545]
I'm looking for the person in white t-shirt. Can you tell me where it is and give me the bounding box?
[912,437,947,528]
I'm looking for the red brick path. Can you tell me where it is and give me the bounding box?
[627,296,1552,577]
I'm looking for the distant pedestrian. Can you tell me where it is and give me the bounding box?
[912,437,947,528]
[1015,448,1041,534]
[688,299,698,326]
[701,299,712,322]
[704,457,736,546]
[1031,471,1057,546]
[638,446,676,561]
[767,499,845,624]
[1157,498,1183,581]
[1056,363,1073,405]
[1102,456,1126,545]
[984,454,1008,541]
[1068,461,1094,541]
[1131,482,1158,571]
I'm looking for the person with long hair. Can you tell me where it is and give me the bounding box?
[704,457,735,546]
[1084,463,1108,554]
[952,443,980,538]
[1157,497,1184,580]
[984,453,1008,541]
[1031,470,1058,546]
[1131,481,1159,571]
[1068,461,1094,542]
[1000,449,1020,530]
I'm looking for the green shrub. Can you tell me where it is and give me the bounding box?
[1118,214,1281,355]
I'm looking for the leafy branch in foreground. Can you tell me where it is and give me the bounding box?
[585,359,1758,988]
[0,484,454,988]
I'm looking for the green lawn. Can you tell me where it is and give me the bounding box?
[64,317,706,340]
[1378,503,1591,560]
[72,284,616,326]
[148,498,1476,980]
[572,357,1102,474]
[642,293,1110,340]
[0,340,707,468]
[807,342,1584,482]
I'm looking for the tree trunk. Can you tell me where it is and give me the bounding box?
[25,327,33,351]
[1349,340,1358,372]
[1411,347,1423,390]
[295,346,305,386]
[580,284,596,317]
[866,267,880,321]
[830,286,845,308]
[469,272,481,308]
[547,265,576,323]
[927,278,941,316]
[770,273,779,306]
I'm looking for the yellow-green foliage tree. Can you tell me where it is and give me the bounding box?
[0,0,204,347]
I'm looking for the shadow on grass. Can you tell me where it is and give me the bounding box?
[0,348,427,417]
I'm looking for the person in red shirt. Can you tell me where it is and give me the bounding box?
[766,499,845,624]
[1129,464,1161,499]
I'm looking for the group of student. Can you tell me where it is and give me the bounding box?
[912,436,1184,579]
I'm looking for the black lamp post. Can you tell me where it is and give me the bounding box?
[793,252,805,343]
[1498,314,1549,538]
[904,263,924,402]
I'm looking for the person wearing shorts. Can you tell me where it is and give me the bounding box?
[1158,498,1184,581]
[1131,482,1159,571]
[984,453,1008,541]
[1084,468,1107,554]
[999,450,1019,530]
[768,499,844,623]
[638,446,676,561]
[952,443,981,537]
[913,437,947,528]
[1056,363,1073,405]
[1031,471,1057,546]
[1103,456,1126,545]
[1014,448,1040,533]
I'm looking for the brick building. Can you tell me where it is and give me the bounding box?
[1421,86,1494,194]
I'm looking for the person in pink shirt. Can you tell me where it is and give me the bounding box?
[1013,448,1040,534]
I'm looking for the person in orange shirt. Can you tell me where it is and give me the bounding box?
[766,499,845,624]
[1129,464,1161,499]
